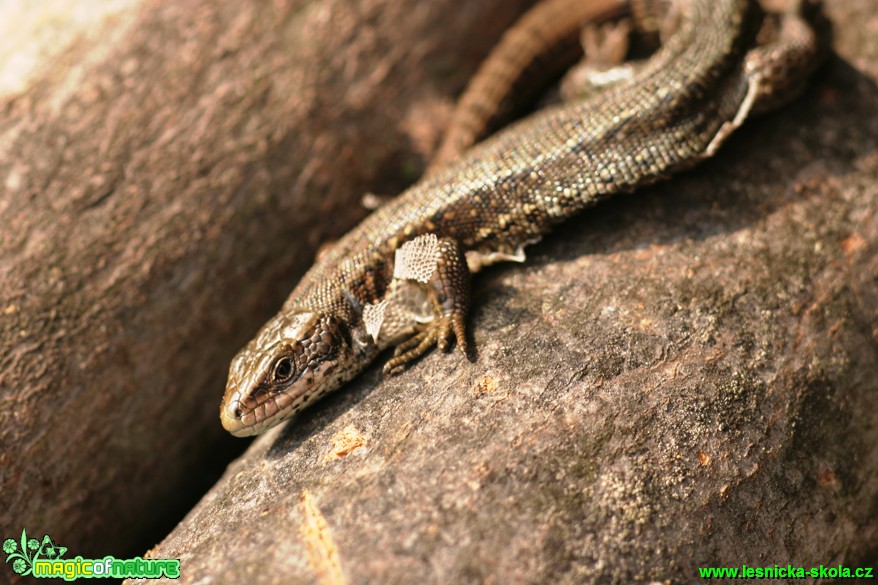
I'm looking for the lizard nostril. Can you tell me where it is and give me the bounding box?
[233,407,242,418]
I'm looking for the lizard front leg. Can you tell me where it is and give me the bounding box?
[368,233,472,376]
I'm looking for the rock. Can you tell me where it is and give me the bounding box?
[126,1,878,582]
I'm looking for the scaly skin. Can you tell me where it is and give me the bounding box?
[221,0,826,437]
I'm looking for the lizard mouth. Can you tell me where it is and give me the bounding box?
[221,389,292,437]
[220,358,339,437]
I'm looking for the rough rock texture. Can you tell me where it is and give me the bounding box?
[0,0,533,566]
[124,1,878,584]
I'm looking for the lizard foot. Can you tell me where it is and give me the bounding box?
[382,313,470,377]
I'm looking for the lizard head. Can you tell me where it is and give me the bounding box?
[220,310,376,437]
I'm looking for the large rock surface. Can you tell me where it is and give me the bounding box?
[2,0,876,583]
[0,0,532,569]
[128,0,878,583]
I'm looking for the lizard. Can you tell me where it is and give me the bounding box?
[221,0,827,437]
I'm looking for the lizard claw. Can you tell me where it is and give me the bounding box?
[382,314,471,376]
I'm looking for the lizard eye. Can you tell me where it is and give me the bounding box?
[273,357,294,382]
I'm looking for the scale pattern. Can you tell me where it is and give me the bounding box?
[220,0,827,436]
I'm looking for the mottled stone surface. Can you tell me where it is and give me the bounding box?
[128,1,878,583]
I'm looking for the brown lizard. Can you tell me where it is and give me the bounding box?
[221,0,827,437]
